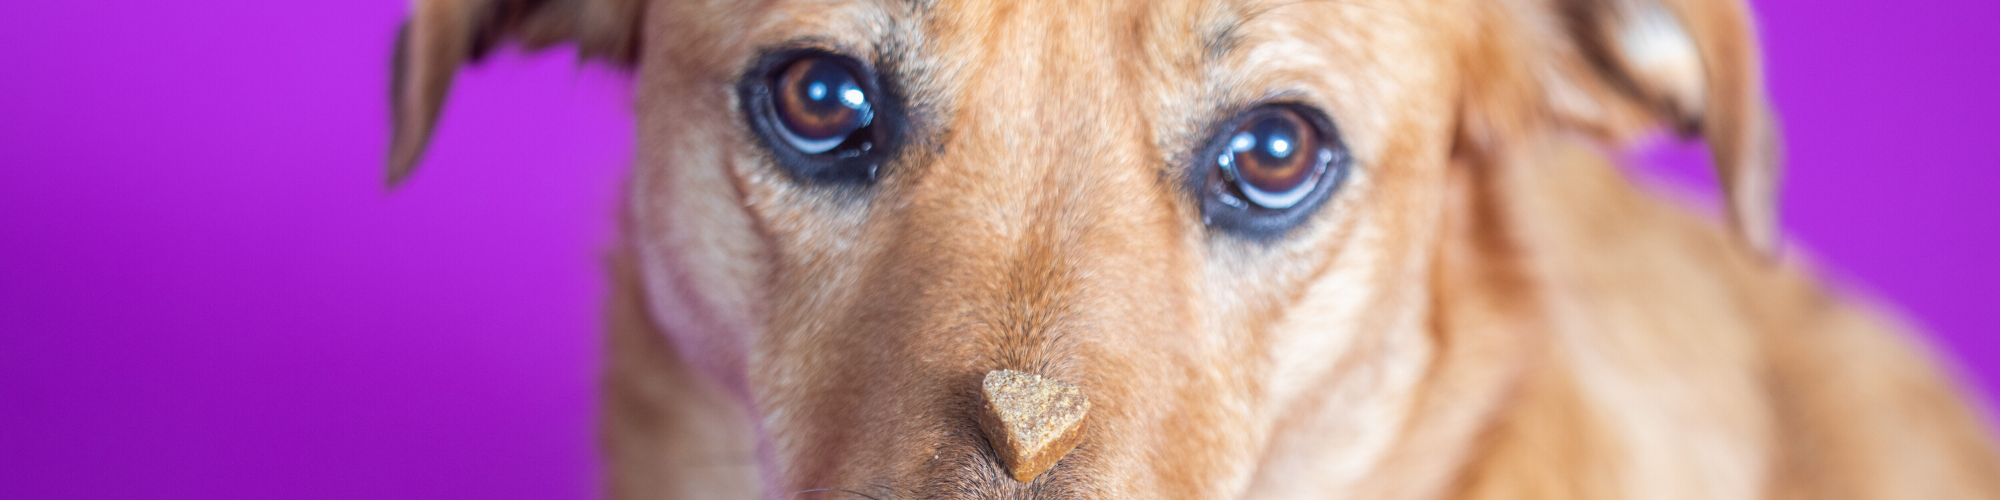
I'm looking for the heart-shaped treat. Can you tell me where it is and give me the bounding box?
[976,369,1091,483]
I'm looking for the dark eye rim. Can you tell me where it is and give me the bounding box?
[1190,103,1353,241]
[737,48,906,185]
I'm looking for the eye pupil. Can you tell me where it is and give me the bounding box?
[772,57,874,154]
[1250,116,1298,163]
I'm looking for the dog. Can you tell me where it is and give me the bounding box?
[386,0,2000,498]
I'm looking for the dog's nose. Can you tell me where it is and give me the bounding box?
[975,370,1090,483]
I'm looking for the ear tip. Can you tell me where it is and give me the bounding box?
[1725,175,1783,259]
[1737,218,1782,257]
[385,142,423,189]
[384,167,414,189]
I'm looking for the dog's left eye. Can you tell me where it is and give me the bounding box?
[1219,110,1324,209]
[1195,105,1351,239]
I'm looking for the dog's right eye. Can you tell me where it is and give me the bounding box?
[772,57,874,154]
[740,51,899,185]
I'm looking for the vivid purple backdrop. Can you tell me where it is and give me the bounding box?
[1,1,1994,498]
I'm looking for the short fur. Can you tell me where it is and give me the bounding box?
[388,0,2000,498]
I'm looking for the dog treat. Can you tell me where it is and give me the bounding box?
[977,369,1090,483]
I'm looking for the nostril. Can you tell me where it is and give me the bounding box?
[974,370,1091,483]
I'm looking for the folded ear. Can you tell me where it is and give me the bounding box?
[388,0,645,186]
[1492,0,1783,252]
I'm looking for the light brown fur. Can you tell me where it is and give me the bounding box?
[389,0,2000,498]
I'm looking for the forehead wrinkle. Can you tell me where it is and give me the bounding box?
[934,1,1132,146]
[897,0,1185,241]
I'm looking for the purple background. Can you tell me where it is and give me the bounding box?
[1,1,1993,498]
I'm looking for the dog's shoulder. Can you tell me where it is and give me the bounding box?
[1445,139,2000,499]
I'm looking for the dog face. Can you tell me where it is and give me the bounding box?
[392,0,1776,497]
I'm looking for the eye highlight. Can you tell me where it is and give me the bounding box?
[739,50,901,185]
[1197,105,1350,239]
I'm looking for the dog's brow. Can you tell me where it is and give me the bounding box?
[1207,0,1307,61]
[1204,7,1250,63]
[890,0,936,12]
[1207,0,1398,62]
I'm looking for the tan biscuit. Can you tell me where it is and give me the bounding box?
[976,370,1090,483]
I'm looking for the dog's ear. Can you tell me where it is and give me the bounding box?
[1475,0,1782,252]
[388,0,646,186]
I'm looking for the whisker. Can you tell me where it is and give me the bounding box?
[792,488,886,500]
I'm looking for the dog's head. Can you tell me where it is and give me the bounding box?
[391,0,1777,497]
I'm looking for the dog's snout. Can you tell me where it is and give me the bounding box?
[901,423,1092,500]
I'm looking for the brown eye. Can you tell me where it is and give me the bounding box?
[771,57,874,154]
[1195,104,1349,239]
[1216,109,1328,209]
[742,51,901,185]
